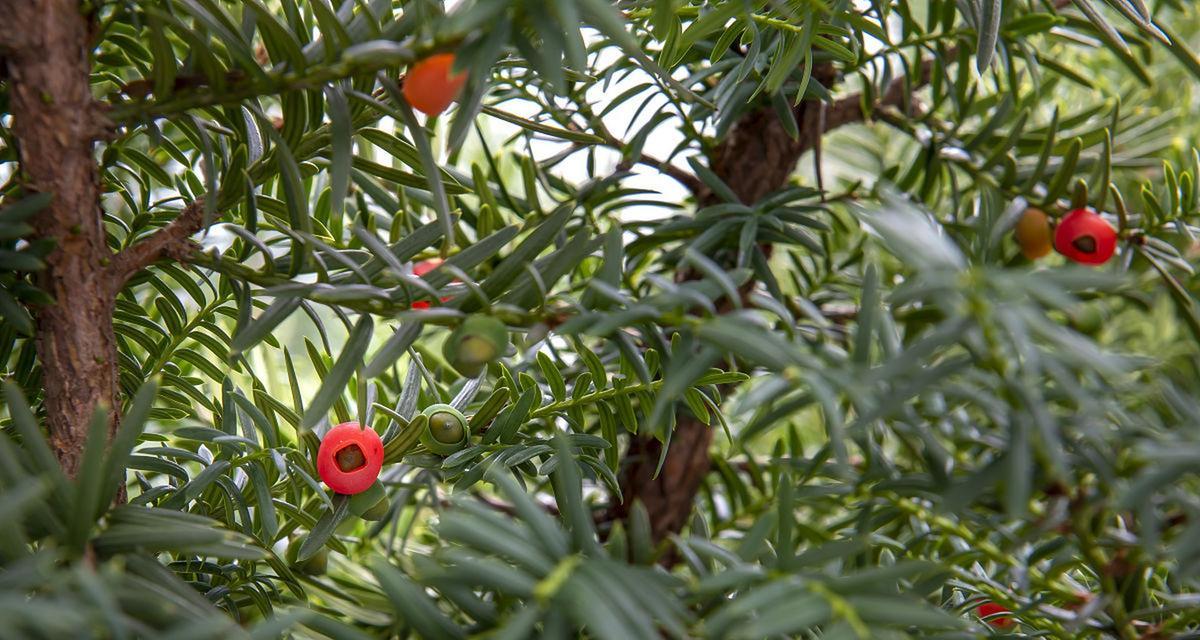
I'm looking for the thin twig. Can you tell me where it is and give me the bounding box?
[106,200,206,293]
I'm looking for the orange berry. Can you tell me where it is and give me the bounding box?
[1014,207,1052,260]
[402,53,468,116]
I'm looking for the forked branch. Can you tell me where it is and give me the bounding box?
[105,201,207,293]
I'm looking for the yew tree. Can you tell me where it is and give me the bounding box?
[3,0,1200,638]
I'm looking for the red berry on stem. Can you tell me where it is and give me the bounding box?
[316,422,383,495]
[402,53,468,116]
[976,602,1014,628]
[412,258,442,278]
[410,258,454,310]
[1054,208,1117,265]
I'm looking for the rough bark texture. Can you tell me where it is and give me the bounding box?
[615,65,844,543]
[710,65,841,204]
[613,412,718,541]
[1,3,204,476]
[612,56,953,544]
[105,201,206,293]
[1,0,115,476]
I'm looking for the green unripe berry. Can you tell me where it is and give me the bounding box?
[1069,303,1104,336]
[347,479,386,517]
[286,536,329,576]
[429,411,466,444]
[299,548,328,575]
[456,336,497,372]
[443,315,509,378]
[235,599,264,624]
[360,496,390,521]
[419,404,469,455]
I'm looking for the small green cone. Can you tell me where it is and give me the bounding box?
[443,315,509,377]
[420,404,469,455]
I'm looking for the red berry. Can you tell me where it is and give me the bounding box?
[316,422,384,495]
[412,258,442,278]
[402,53,467,116]
[976,602,1014,628]
[1054,208,1117,265]
[410,258,453,310]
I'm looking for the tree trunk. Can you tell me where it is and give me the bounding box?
[1,0,115,476]
[615,65,841,544]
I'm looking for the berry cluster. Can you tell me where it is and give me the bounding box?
[1015,207,1118,266]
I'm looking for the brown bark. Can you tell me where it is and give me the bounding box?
[1,3,205,476]
[105,201,206,293]
[709,65,841,204]
[614,66,840,544]
[614,57,949,544]
[2,0,116,476]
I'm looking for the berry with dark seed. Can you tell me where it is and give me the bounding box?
[1054,208,1117,265]
[316,422,384,495]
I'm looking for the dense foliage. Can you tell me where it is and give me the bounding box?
[3,0,1200,638]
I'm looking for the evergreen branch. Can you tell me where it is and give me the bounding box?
[106,200,206,293]
[530,379,666,419]
[105,47,422,124]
